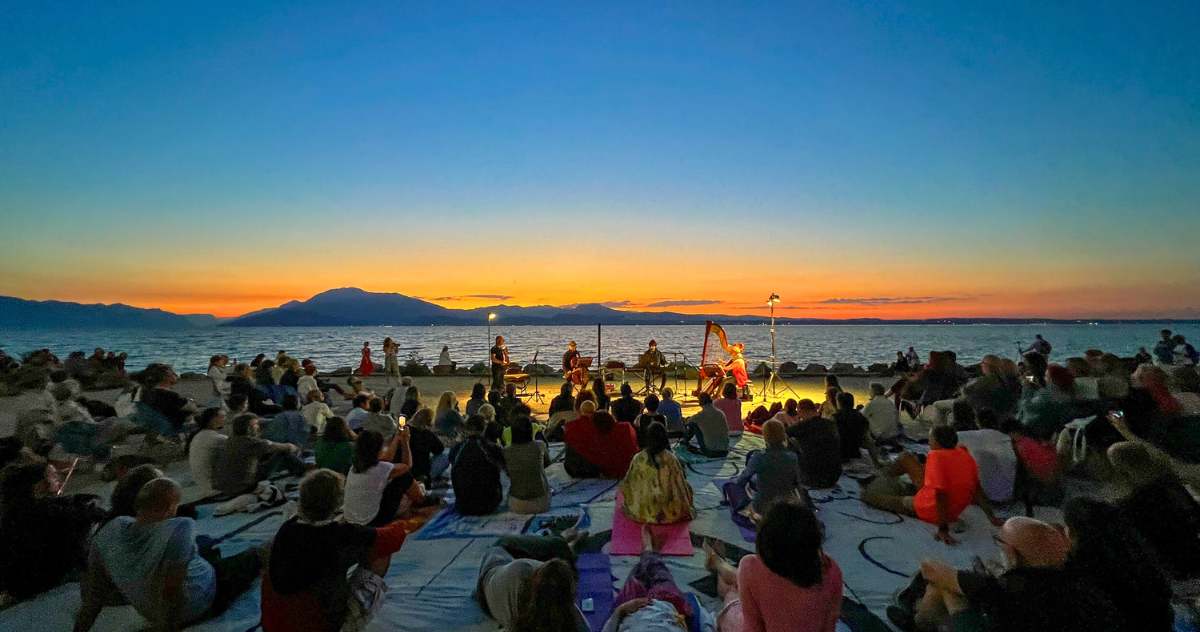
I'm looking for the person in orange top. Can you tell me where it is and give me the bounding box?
[862,425,1002,544]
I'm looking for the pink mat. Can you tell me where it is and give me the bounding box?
[609,491,694,556]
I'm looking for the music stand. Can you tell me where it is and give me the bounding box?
[530,349,545,404]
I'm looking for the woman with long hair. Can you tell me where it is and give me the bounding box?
[434,390,464,439]
[358,341,374,377]
[398,385,420,419]
[465,382,487,417]
[705,501,842,632]
[619,422,694,524]
[342,428,424,526]
[510,560,587,632]
[315,416,356,475]
[382,337,399,387]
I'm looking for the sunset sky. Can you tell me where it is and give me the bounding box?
[2,3,1198,319]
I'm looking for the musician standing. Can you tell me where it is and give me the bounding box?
[490,335,509,391]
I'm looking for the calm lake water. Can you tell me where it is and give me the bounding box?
[0,324,1191,373]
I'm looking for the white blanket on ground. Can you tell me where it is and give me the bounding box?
[1,435,1057,632]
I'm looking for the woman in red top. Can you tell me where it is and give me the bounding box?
[358,342,374,377]
[564,404,638,479]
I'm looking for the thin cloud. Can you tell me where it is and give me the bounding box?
[433,294,514,301]
[818,296,964,306]
[645,299,724,308]
[599,300,633,308]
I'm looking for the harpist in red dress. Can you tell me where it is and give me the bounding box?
[358,342,374,376]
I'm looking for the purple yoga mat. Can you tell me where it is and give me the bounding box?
[576,553,614,631]
[715,479,757,542]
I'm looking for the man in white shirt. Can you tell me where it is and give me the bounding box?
[296,365,320,401]
[345,394,371,431]
[956,411,1017,503]
[301,390,334,433]
[861,382,900,442]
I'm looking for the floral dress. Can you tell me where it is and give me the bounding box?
[619,450,695,524]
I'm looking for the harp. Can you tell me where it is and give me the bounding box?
[695,321,735,396]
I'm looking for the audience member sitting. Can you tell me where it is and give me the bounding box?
[138,363,197,436]
[106,463,168,522]
[496,383,521,426]
[683,393,730,458]
[261,469,408,632]
[475,532,591,632]
[264,395,310,449]
[1107,441,1200,578]
[818,387,839,420]
[504,417,551,514]
[604,525,714,631]
[75,478,264,631]
[860,383,900,443]
[611,383,642,424]
[785,399,843,488]
[449,415,506,515]
[465,382,488,418]
[956,408,1017,503]
[0,458,105,602]
[295,364,319,403]
[705,502,843,632]
[343,428,427,526]
[548,382,575,417]
[434,390,465,439]
[961,354,1021,422]
[406,408,446,485]
[228,363,282,416]
[187,407,228,497]
[862,425,1002,544]
[301,389,333,434]
[314,416,356,475]
[731,419,806,517]
[1062,497,1173,632]
[771,398,801,427]
[715,382,744,434]
[593,378,611,410]
[362,396,398,441]
[398,385,421,420]
[907,352,960,407]
[213,413,304,496]
[345,394,371,431]
[633,393,667,447]
[833,391,881,465]
[564,404,639,479]
[1018,364,1077,440]
[910,517,1115,631]
[658,387,685,435]
[619,422,694,525]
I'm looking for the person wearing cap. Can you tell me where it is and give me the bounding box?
[907,516,1118,631]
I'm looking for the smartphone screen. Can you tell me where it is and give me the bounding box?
[397,415,407,428]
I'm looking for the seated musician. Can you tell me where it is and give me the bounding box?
[637,340,667,393]
[723,342,750,399]
[562,341,586,387]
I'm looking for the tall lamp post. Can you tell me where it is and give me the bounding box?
[761,293,781,401]
[487,312,497,352]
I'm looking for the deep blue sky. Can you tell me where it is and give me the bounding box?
[1,2,1198,317]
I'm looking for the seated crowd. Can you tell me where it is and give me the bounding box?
[0,335,1198,632]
